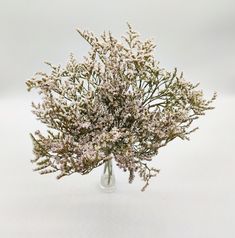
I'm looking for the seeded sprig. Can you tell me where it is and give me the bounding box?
[26,24,216,191]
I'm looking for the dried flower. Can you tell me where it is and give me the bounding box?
[26,24,216,191]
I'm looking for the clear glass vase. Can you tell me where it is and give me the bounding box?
[100,159,116,192]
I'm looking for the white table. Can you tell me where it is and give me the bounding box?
[0,95,234,238]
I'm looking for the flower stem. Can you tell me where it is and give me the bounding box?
[104,159,112,185]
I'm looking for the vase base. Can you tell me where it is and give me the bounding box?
[99,174,116,193]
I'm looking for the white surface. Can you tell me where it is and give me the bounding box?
[0,95,234,238]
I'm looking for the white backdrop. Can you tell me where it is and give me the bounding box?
[0,0,235,95]
[0,0,235,237]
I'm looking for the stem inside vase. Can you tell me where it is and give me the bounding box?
[100,159,116,192]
